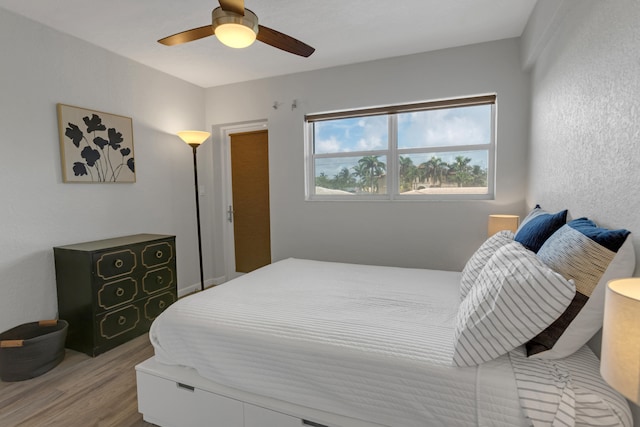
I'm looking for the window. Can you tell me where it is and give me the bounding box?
[305,95,495,200]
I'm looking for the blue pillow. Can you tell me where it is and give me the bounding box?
[567,217,630,252]
[514,205,568,253]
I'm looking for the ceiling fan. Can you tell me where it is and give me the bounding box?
[158,0,315,57]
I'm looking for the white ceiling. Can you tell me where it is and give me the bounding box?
[0,0,538,88]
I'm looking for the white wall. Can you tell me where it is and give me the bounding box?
[0,8,213,333]
[523,0,640,422]
[0,9,531,337]
[205,38,531,275]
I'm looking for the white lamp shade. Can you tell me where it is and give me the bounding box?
[177,131,210,146]
[487,214,520,237]
[601,278,640,404]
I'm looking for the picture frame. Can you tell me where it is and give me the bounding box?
[57,103,136,183]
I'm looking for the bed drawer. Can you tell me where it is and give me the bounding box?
[137,370,243,427]
[244,403,302,427]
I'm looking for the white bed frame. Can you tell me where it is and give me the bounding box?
[136,357,387,427]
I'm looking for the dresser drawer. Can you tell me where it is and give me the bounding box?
[97,277,139,311]
[95,249,137,279]
[144,291,176,321]
[143,267,174,294]
[142,241,174,268]
[98,304,141,340]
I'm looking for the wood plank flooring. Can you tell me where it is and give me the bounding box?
[0,334,156,427]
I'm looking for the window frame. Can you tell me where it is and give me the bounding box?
[305,94,496,201]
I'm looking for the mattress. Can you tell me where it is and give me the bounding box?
[150,258,526,426]
[149,258,630,427]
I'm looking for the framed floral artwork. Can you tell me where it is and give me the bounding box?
[57,104,135,183]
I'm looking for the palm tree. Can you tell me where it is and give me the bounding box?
[451,156,473,187]
[351,162,368,192]
[316,172,332,189]
[422,156,446,186]
[471,164,487,186]
[334,167,356,191]
[399,156,417,192]
[415,163,428,188]
[357,156,386,193]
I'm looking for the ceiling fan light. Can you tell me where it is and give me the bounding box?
[212,8,258,49]
[215,23,257,48]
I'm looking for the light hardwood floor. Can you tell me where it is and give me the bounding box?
[0,334,156,427]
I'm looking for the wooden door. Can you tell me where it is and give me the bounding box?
[230,130,271,273]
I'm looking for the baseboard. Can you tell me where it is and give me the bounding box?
[178,284,200,298]
[177,276,227,298]
[212,275,227,285]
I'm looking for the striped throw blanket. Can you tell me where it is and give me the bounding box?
[509,346,632,427]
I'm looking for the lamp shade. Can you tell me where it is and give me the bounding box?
[601,278,640,404]
[177,131,210,147]
[487,214,520,237]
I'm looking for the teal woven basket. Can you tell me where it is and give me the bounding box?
[0,320,68,382]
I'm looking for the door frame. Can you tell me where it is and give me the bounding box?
[218,121,269,281]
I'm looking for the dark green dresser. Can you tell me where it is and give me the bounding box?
[54,234,177,356]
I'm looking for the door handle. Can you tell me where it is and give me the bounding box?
[227,205,234,223]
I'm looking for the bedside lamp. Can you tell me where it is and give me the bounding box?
[177,131,211,292]
[601,278,640,404]
[488,214,520,237]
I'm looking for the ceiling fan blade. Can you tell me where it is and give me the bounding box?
[257,25,315,57]
[219,0,245,16]
[158,25,214,46]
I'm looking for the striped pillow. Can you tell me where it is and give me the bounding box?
[527,219,634,359]
[453,242,575,367]
[460,230,514,301]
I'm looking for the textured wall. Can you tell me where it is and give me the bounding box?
[524,2,640,420]
[527,0,640,274]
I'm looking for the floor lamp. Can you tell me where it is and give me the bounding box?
[177,131,211,292]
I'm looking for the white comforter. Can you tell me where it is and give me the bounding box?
[150,258,526,426]
[149,258,630,427]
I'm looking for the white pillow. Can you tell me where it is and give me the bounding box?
[459,230,514,301]
[453,242,575,367]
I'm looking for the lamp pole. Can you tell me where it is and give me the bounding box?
[177,130,210,293]
[190,143,205,292]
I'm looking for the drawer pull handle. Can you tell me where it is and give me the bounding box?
[114,259,124,268]
[158,301,166,309]
[115,287,125,297]
[302,421,328,427]
[177,382,194,392]
[118,316,127,326]
[155,250,163,259]
[156,276,164,285]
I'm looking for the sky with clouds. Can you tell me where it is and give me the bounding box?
[314,105,490,154]
[313,105,491,178]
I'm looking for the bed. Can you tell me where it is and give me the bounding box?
[136,209,635,427]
